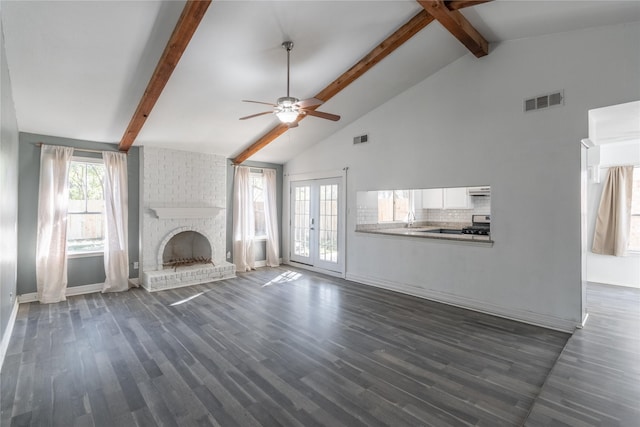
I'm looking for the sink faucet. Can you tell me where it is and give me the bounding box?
[407,211,415,228]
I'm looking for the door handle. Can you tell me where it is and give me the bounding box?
[310,218,315,230]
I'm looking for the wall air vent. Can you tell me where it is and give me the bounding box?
[353,134,369,145]
[524,90,564,112]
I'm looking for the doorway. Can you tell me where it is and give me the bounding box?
[289,177,343,274]
[585,101,640,290]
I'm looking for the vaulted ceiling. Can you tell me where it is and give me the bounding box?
[2,1,639,164]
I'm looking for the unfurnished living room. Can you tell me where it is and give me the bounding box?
[1,1,639,426]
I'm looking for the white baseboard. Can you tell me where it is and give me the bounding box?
[18,282,105,303]
[0,298,19,372]
[254,258,284,268]
[284,261,345,278]
[345,273,577,333]
[577,312,589,329]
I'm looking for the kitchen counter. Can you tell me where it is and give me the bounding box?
[356,226,493,246]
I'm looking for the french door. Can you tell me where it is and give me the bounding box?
[290,178,342,273]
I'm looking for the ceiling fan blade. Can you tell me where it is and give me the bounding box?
[288,121,299,128]
[239,111,273,120]
[242,100,277,107]
[296,98,324,108]
[302,109,340,121]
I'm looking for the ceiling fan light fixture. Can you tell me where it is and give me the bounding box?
[276,109,299,123]
[275,96,300,123]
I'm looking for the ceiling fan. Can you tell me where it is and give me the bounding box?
[239,41,340,127]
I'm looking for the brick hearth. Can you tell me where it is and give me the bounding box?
[140,147,235,290]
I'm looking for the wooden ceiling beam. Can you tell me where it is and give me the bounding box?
[418,0,489,58]
[312,10,434,105]
[446,1,492,11]
[231,123,292,166]
[118,0,211,152]
[232,0,489,165]
[232,11,434,165]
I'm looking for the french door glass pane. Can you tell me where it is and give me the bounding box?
[293,186,310,257]
[319,184,338,263]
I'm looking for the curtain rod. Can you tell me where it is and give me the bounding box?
[34,142,125,155]
[232,164,276,172]
[598,163,639,169]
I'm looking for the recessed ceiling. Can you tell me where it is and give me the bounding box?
[2,1,640,164]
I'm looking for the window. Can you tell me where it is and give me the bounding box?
[378,190,413,222]
[394,190,411,221]
[250,171,266,238]
[630,166,640,251]
[67,159,105,254]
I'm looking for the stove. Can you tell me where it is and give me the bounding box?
[462,215,490,235]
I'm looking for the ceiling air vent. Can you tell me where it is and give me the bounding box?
[524,90,564,112]
[524,98,536,112]
[353,134,369,145]
[548,91,563,106]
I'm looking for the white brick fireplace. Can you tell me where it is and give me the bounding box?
[140,147,235,291]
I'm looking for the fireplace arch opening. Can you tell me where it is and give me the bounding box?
[162,231,212,268]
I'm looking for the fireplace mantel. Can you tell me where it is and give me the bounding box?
[149,206,223,219]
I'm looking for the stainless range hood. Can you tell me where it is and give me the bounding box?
[467,186,491,196]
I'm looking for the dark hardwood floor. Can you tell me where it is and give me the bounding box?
[525,283,640,426]
[2,267,572,426]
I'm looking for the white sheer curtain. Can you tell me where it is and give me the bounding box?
[592,165,634,256]
[36,145,74,303]
[102,152,131,292]
[264,169,280,266]
[233,166,255,271]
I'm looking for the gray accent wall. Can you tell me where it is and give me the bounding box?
[226,160,283,263]
[17,133,140,295]
[1,19,20,345]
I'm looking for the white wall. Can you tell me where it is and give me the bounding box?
[587,140,640,287]
[284,22,640,332]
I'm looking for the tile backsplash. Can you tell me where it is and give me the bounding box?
[472,196,491,214]
[422,196,490,224]
[356,206,378,225]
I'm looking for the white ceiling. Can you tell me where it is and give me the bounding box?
[2,1,640,164]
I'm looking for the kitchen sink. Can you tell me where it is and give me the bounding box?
[419,228,463,235]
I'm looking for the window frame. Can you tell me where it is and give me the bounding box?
[250,170,267,240]
[67,156,106,258]
[629,165,640,254]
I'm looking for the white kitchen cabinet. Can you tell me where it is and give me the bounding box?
[444,187,474,209]
[422,188,444,209]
